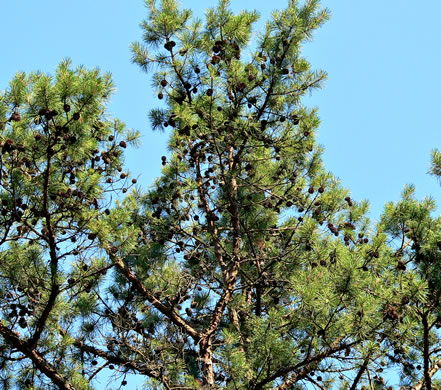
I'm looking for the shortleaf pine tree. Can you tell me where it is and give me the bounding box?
[0,60,140,389]
[0,0,434,389]
[377,184,441,390]
[122,0,409,389]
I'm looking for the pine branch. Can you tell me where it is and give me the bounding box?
[106,246,201,342]
[0,322,75,390]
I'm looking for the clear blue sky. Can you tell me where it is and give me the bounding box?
[1,0,440,387]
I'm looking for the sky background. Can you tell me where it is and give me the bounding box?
[0,0,440,387]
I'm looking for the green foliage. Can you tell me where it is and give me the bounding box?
[124,0,411,388]
[0,59,139,388]
[0,1,439,390]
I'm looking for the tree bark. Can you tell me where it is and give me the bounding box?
[200,339,216,388]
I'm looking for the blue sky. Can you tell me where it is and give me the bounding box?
[0,0,440,387]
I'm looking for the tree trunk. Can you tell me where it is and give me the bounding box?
[200,339,215,388]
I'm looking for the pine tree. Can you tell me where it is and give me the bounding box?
[125,0,404,388]
[0,1,434,389]
[377,184,441,389]
[0,60,139,389]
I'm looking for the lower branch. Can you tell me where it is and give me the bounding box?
[0,321,76,390]
[107,248,201,342]
[350,354,372,390]
[254,336,349,390]
[73,339,168,383]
